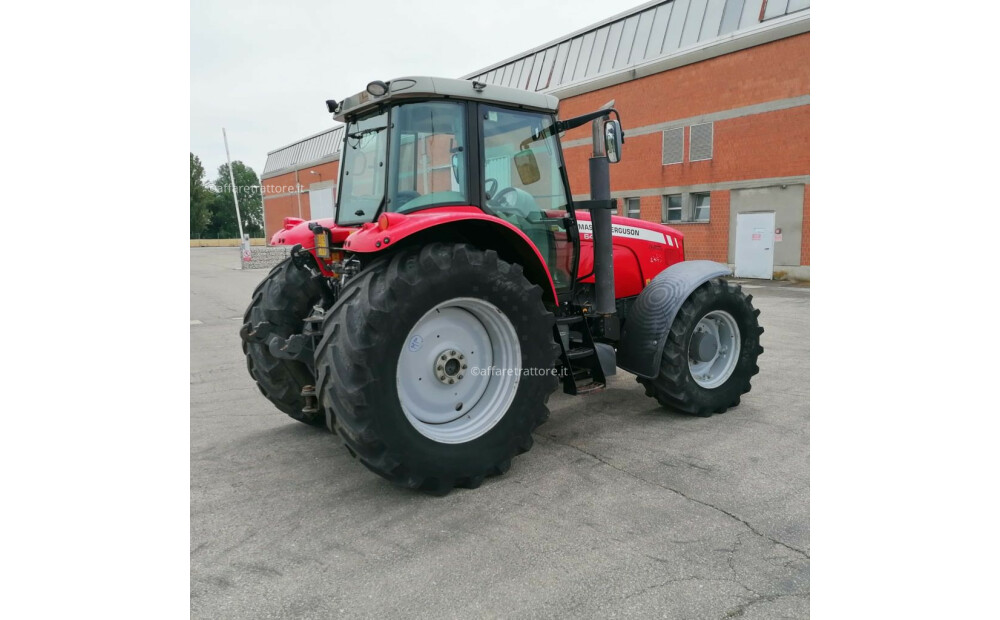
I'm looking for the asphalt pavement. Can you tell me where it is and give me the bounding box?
[191,247,810,619]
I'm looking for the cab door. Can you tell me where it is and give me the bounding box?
[478,104,578,294]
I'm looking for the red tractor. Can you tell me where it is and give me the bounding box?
[241,76,763,494]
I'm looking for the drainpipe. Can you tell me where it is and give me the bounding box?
[294,168,303,219]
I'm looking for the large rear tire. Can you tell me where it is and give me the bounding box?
[638,278,763,416]
[242,257,329,426]
[314,243,559,494]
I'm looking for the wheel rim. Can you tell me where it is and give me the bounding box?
[688,310,741,389]
[396,297,521,444]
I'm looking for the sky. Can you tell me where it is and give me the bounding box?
[191,0,644,181]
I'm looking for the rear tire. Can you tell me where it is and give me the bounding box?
[314,243,559,494]
[638,278,763,416]
[242,257,329,426]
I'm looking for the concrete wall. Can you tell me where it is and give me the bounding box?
[190,238,266,247]
[728,184,805,267]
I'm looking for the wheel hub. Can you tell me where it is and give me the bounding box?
[689,330,719,362]
[396,298,521,444]
[688,310,741,389]
[434,350,467,384]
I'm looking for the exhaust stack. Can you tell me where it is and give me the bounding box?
[589,117,616,317]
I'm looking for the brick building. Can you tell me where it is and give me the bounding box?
[262,0,810,279]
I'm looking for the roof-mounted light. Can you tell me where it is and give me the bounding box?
[366,80,389,97]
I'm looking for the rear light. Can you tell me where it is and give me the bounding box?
[314,229,330,259]
[378,213,390,231]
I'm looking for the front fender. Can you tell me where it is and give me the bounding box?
[617,260,731,378]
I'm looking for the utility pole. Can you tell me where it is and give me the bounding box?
[222,128,250,262]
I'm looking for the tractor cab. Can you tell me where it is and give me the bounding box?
[328,76,592,293]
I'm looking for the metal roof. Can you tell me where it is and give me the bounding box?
[462,0,809,95]
[262,125,344,179]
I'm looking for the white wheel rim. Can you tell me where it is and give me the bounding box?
[688,310,741,389]
[396,297,521,444]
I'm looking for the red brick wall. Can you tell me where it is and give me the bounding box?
[558,33,810,142]
[561,106,809,196]
[675,190,730,262]
[262,160,339,236]
[559,33,809,265]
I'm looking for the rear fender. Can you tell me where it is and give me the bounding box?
[617,260,731,378]
[344,209,559,305]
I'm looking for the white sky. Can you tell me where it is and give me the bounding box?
[191,0,643,180]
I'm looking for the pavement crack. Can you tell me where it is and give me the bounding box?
[721,592,810,618]
[539,433,810,560]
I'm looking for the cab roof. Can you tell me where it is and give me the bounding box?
[332,76,560,122]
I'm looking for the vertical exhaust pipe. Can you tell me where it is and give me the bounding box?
[590,117,615,316]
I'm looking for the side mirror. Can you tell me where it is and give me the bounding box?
[513,149,541,185]
[604,119,624,164]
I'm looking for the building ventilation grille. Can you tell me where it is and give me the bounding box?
[662,127,684,164]
[690,122,713,161]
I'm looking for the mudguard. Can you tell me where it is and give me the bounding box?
[617,260,731,378]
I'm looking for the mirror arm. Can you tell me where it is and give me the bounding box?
[519,108,624,150]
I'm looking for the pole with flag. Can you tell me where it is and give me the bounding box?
[222,128,251,262]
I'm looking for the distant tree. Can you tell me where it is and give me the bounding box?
[210,161,263,238]
[190,153,212,236]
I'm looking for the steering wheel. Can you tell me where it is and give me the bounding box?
[485,178,499,200]
[489,186,542,229]
[488,186,522,211]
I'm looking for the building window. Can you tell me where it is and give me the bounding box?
[625,197,640,219]
[662,194,682,222]
[692,192,711,221]
[689,122,713,161]
[661,127,683,165]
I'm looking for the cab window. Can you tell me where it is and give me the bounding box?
[387,101,469,213]
[481,106,575,291]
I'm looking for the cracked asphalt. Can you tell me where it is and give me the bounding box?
[191,247,810,619]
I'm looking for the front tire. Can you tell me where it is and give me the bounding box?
[638,278,763,416]
[314,243,559,494]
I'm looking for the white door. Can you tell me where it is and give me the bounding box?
[309,186,335,220]
[735,212,775,279]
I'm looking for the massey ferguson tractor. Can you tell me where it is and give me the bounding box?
[241,76,763,494]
